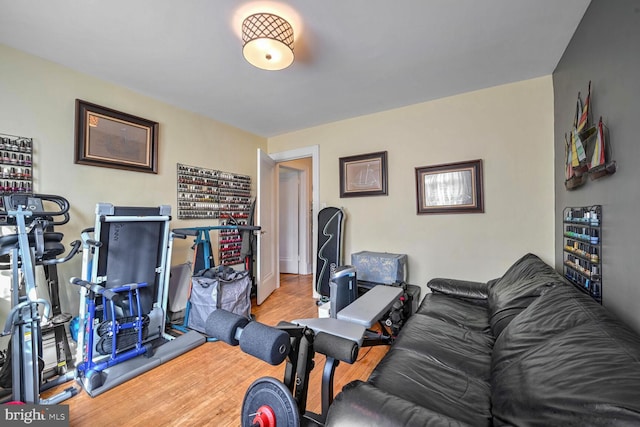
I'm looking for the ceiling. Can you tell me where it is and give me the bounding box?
[0,0,591,137]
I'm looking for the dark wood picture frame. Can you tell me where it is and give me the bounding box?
[415,159,484,214]
[75,99,159,174]
[339,151,388,198]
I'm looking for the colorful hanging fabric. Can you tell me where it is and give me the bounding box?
[578,81,591,132]
[590,117,606,169]
[566,133,574,180]
[571,130,587,167]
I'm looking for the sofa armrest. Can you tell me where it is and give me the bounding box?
[427,278,490,300]
[326,381,473,427]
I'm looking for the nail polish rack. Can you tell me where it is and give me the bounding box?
[177,163,252,266]
[563,205,602,303]
[0,133,33,193]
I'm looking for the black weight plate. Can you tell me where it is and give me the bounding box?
[241,376,299,427]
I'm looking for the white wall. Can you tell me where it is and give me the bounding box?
[269,77,556,296]
[0,44,266,317]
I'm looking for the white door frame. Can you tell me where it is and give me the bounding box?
[270,145,320,296]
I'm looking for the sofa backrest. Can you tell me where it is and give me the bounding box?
[487,253,566,336]
[491,284,640,425]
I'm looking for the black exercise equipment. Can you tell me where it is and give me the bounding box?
[73,203,205,397]
[206,260,407,426]
[206,309,359,426]
[0,193,81,404]
[206,310,289,365]
[328,265,357,318]
[304,266,402,348]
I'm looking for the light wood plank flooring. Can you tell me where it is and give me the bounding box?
[43,274,388,426]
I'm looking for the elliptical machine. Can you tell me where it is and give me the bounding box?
[0,193,80,404]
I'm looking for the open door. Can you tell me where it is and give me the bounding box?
[256,149,279,305]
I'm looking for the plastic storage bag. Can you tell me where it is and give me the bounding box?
[187,266,251,333]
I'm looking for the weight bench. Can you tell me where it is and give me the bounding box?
[292,284,403,347]
[205,284,403,426]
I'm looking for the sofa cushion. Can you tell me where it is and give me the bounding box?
[394,313,494,381]
[487,253,566,336]
[491,283,640,426]
[417,293,491,333]
[326,381,475,427]
[492,284,607,375]
[369,347,492,426]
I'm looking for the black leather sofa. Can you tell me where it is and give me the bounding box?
[325,253,640,426]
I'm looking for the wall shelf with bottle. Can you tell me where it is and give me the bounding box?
[177,163,251,220]
[0,133,33,194]
[176,163,252,266]
[562,205,602,303]
[218,218,245,266]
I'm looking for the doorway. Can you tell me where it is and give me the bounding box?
[278,160,312,275]
[265,145,319,298]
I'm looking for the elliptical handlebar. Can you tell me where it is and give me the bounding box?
[1,298,52,337]
[42,239,82,265]
[3,193,71,226]
[0,193,81,265]
[34,193,70,225]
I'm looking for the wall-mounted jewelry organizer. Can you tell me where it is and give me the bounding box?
[0,133,33,193]
[177,163,252,266]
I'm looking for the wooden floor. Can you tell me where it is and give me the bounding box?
[43,274,388,426]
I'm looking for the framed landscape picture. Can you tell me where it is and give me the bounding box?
[75,99,159,173]
[415,159,483,214]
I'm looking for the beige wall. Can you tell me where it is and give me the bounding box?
[0,42,556,313]
[269,76,555,294]
[0,44,266,315]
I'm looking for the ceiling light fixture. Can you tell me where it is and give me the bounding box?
[242,13,294,71]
